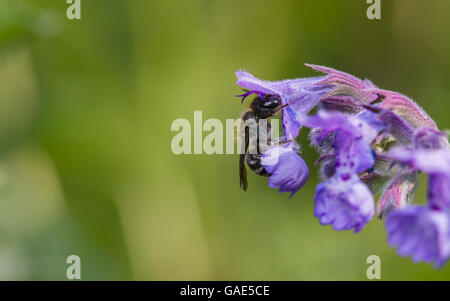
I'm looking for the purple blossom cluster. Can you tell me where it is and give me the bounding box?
[235,64,450,267]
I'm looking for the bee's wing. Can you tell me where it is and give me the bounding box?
[239,126,249,191]
[239,154,248,191]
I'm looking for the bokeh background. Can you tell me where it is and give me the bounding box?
[0,0,449,280]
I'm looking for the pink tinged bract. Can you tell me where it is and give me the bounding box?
[368,88,437,129]
[306,63,380,104]
[376,173,418,219]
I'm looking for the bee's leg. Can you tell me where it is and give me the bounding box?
[272,138,294,146]
[273,102,290,115]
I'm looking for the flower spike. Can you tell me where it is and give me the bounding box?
[233,64,450,267]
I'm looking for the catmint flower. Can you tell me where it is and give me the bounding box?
[314,175,374,232]
[385,205,450,267]
[299,110,385,175]
[390,146,450,208]
[299,110,385,232]
[261,141,308,197]
[385,128,450,266]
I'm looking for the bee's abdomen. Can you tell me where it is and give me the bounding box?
[246,153,270,177]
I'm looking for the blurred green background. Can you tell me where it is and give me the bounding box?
[0,0,449,280]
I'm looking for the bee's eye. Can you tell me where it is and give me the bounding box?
[262,100,277,108]
[259,95,281,109]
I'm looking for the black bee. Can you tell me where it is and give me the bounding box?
[238,93,286,191]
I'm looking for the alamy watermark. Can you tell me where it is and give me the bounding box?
[366,0,381,20]
[66,0,81,20]
[366,255,381,279]
[63,1,380,21]
[66,255,81,280]
[170,110,282,158]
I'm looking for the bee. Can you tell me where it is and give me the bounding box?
[238,93,286,191]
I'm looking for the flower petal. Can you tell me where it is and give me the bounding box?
[414,127,449,150]
[235,71,280,95]
[390,148,450,175]
[428,174,450,209]
[314,177,375,232]
[261,142,309,197]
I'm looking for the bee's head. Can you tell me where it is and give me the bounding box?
[251,94,283,119]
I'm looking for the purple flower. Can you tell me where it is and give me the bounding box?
[235,71,331,139]
[385,205,450,267]
[299,110,384,175]
[261,141,308,197]
[389,127,450,209]
[414,127,448,149]
[299,111,385,232]
[391,148,450,174]
[390,147,450,209]
[384,128,450,266]
[315,176,374,232]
